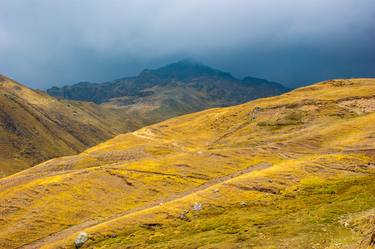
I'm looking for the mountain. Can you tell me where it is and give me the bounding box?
[1,78,374,248]
[47,60,288,122]
[0,75,142,177]
[0,61,286,177]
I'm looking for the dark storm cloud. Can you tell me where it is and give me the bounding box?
[0,0,374,88]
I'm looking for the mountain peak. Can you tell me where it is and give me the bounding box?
[171,58,204,67]
[138,59,233,82]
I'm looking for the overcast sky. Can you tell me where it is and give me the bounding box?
[0,0,374,89]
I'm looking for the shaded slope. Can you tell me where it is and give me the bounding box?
[1,78,375,248]
[0,75,140,176]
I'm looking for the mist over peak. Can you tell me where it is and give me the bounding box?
[0,0,374,88]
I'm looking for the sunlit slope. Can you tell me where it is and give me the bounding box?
[1,78,375,248]
[48,155,375,249]
[0,75,139,176]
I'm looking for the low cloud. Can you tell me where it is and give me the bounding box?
[0,0,374,88]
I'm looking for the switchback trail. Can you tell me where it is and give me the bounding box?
[19,162,272,249]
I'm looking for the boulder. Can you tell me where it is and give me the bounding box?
[240,201,247,207]
[193,202,202,211]
[75,232,88,248]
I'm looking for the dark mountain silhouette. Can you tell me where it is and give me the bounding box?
[47,60,288,107]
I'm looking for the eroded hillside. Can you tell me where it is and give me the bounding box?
[1,79,375,248]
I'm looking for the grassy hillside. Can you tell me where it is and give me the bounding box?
[0,75,141,177]
[1,78,375,248]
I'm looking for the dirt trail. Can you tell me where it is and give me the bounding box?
[18,162,271,249]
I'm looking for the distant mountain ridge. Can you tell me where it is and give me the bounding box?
[47,60,288,105]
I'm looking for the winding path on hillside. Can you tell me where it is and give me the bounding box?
[18,162,272,249]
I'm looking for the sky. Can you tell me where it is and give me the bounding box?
[0,0,374,89]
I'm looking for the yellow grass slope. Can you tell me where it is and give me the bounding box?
[1,78,375,248]
[0,75,141,176]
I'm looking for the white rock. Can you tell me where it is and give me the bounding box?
[193,202,202,211]
[75,232,88,248]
